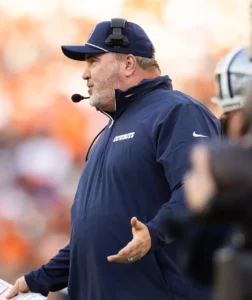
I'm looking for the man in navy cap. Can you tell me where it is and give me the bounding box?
[7,19,221,300]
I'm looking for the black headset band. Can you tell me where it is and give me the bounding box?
[105,18,129,47]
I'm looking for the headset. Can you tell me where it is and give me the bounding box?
[105,18,129,47]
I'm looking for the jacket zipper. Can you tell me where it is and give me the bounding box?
[100,109,114,128]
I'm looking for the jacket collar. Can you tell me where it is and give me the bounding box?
[114,75,173,118]
[98,75,173,120]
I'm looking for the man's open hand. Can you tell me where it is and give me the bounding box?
[107,217,151,263]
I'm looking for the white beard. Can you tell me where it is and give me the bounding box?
[89,92,100,108]
[87,61,120,111]
[88,89,115,110]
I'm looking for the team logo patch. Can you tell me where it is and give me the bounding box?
[113,132,135,142]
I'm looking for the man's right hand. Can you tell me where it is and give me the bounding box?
[6,276,30,299]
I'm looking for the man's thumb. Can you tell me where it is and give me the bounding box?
[131,217,144,230]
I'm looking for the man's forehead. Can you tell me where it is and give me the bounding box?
[85,53,120,65]
[85,53,107,61]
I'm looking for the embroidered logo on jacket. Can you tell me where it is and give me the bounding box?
[113,132,135,142]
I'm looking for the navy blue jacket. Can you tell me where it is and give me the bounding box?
[25,76,221,300]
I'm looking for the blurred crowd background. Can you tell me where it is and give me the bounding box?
[0,0,250,299]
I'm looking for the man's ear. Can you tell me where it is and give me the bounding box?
[124,54,137,77]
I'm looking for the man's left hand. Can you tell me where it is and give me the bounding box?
[107,217,151,263]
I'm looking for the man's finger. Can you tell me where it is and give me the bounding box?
[127,255,141,263]
[6,287,19,299]
[119,248,140,260]
[131,217,138,228]
[118,240,139,256]
[107,240,141,263]
[131,217,145,231]
[116,245,141,261]
[107,254,128,263]
[107,253,141,263]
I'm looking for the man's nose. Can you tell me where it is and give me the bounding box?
[82,68,90,80]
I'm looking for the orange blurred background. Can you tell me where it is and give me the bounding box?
[0,0,250,299]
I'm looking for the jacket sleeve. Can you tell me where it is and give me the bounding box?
[146,103,221,252]
[24,243,70,296]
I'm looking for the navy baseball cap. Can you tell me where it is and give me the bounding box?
[61,18,154,61]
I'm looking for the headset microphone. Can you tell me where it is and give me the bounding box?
[71,94,90,103]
